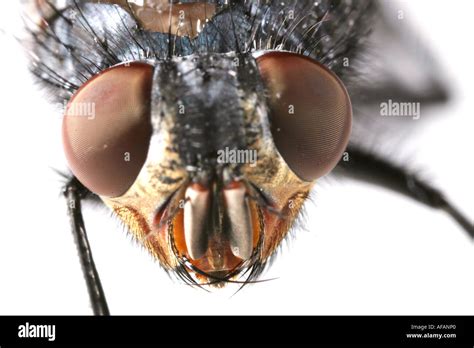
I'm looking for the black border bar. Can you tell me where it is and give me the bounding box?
[0,316,473,346]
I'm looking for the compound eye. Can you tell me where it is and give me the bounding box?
[257,52,352,182]
[62,63,154,197]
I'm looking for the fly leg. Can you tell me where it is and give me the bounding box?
[63,176,110,316]
[335,145,474,238]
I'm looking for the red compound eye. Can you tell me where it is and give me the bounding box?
[62,62,154,197]
[257,51,352,181]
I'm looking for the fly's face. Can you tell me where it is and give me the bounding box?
[50,0,352,286]
[62,50,352,285]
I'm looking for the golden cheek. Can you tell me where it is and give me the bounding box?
[101,161,188,269]
[106,203,173,268]
[102,190,185,270]
[240,123,315,261]
[259,190,310,260]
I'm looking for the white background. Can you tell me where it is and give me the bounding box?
[0,1,472,315]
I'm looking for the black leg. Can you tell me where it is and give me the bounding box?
[335,145,474,238]
[63,177,110,316]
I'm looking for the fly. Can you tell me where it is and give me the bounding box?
[20,0,474,315]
